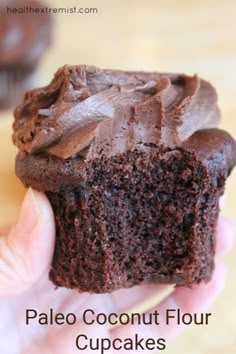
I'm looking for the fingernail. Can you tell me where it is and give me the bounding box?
[16,188,40,234]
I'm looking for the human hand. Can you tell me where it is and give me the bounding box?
[0,189,234,353]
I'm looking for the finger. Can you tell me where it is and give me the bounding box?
[111,261,226,344]
[0,188,55,296]
[156,261,226,338]
[110,284,174,313]
[22,318,115,354]
[216,218,235,257]
[219,193,226,209]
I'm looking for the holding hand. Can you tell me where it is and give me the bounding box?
[0,189,234,353]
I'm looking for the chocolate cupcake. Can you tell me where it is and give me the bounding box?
[0,0,52,110]
[12,65,236,293]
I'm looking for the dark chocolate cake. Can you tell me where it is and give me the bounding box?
[12,65,236,293]
[0,0,52,110]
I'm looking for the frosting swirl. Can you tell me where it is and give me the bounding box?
[13,65,220,159]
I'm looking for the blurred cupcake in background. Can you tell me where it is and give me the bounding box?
[0,0,52,110]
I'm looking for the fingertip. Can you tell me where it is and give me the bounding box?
[0,189,55,296]
[216,218,235,257]
[27,189,56,279]
[173,261,226,314]
[31,189,54,215]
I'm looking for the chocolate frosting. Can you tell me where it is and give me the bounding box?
[13,65,221,159]
[0,0,52,67]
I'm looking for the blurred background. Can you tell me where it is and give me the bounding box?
[0,0,235,353]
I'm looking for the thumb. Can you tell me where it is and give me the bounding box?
[0,188,55,296]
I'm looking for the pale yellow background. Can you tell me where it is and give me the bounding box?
[0,0,235,353]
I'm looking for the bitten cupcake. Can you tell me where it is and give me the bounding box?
[0,0,52,110]
[13,65,236,293]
